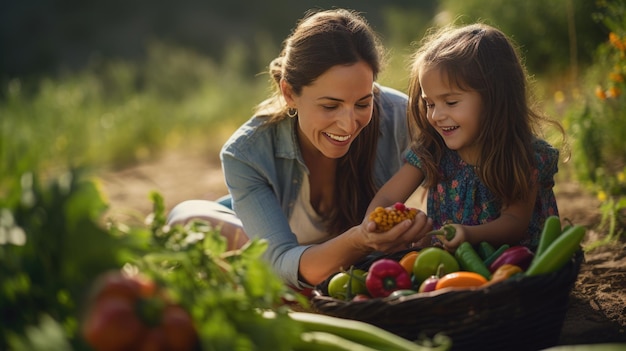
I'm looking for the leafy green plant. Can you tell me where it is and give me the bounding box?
[568,0,626,242]
[0,170,142,350]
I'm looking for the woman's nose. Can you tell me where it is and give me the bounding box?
[336,109,357,131]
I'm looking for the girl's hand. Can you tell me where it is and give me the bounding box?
[440,224,467,252]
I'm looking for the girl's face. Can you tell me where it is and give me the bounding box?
[283,61,374,160]
[420,67,484,165]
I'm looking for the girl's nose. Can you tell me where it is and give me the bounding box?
[429,107,444,121]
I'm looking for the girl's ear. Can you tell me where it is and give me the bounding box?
[280,79,296,107]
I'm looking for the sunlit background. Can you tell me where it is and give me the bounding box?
[1,0,624,237]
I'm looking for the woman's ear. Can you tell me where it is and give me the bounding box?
[280,79,296,107]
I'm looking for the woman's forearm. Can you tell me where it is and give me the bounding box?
[298,226,372,286]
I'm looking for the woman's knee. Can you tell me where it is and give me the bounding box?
[167,199,248,250]
[167,200,240,226]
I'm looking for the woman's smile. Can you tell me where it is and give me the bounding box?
[323,131,352,143]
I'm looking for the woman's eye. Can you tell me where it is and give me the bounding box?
[322,105,338,110]
[356,103,371,109]
[446,101,458,106]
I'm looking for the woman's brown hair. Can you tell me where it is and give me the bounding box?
[256,9,386,234]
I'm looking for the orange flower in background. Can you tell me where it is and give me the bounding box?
[609,72,624,83]
[609,32,625,51]
[595,86,607,100]
[607,86,622,98]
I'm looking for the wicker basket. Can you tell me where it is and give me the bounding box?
[311,249,583,351]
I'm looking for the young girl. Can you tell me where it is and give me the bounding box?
[366,23,564,252]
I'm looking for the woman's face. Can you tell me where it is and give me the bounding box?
[284,61,374,160]
[419,67,484,165]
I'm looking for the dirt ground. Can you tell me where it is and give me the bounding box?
[99,150,626,347]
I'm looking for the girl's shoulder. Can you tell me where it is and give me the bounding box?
[531,138,560,178]
[531,138,559,162]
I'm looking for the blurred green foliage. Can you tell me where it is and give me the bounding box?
[563,0,626,241]
[0,40,270,180]
[0,1,623,242]
[0,170,145,349]
[439,0,605,75]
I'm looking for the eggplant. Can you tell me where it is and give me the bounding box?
[488,246,534,273]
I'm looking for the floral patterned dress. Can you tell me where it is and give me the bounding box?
[405,138,560,248]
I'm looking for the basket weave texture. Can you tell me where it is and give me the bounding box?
[311,249,583,351]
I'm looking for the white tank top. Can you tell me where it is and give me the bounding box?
[289,174,331,245]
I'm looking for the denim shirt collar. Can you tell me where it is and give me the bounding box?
[275,116,308,172]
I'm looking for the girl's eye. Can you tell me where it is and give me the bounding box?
[446,101,458,106]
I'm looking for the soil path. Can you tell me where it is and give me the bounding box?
[99,150,626,346]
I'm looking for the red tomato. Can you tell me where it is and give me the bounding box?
[82,271,198,351]
[83,297,148,351]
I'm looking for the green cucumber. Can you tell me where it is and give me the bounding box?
[535,215,562,257]
[455,242,492,280]
[478,241,496,260]
[525,225,585,276]
[483,244,510,267]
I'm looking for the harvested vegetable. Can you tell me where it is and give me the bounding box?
[287,311,452,351]
[483,264,523,287]
[483,244,511,266]
[427,225,456,241]
[399,250,420,274]
[418,264,445,293]
[455,242,492,280]
[412,247,460,285]
[366,259,412,297]
[526,225,586,276]
[369,202,419,232]
[488,246,534,273]
[328,268,368,301]
[478,241,496,260]
[435,271,488,290]
[535,215,562,257]
[82,271,198,351]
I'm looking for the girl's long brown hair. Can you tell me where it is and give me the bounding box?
[408,23,564,206]
[257,9,386,234]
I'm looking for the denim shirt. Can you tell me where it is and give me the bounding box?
[220,85,409,288]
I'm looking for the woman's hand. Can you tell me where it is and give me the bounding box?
[362,210,432,253]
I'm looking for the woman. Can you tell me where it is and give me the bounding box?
[168,9,432,288]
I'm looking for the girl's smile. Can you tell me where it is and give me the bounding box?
[420,67,484,164]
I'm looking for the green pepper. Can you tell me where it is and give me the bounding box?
[427,224,456,241]
[483,244,510,267]
[412,247,460,285]
[387,289,418,300]
[535,215,561,257]
[327,267,368,301]
[477,241,496,260]
[365,259,412,298]
[525,225,586,276]
[455,242,492,280]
